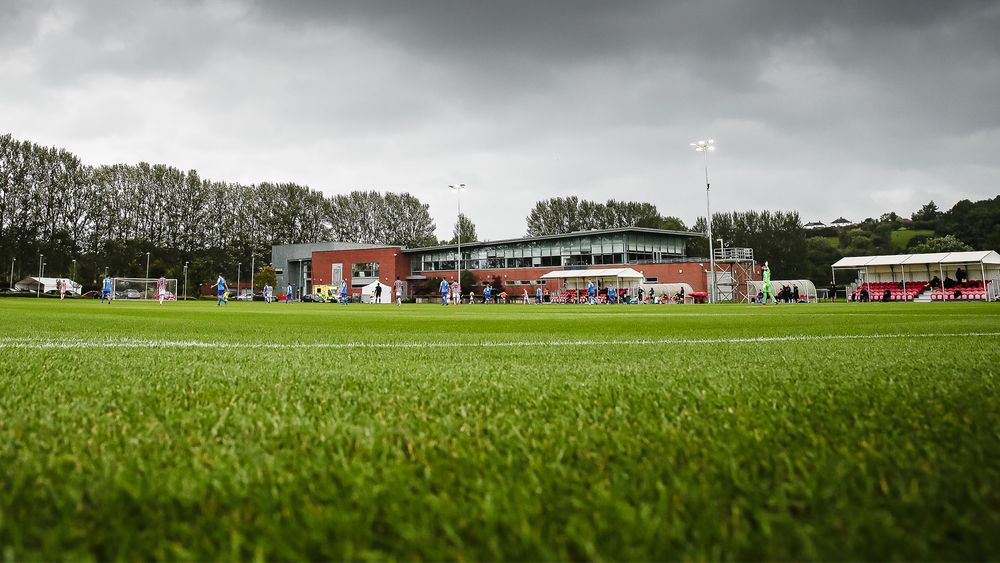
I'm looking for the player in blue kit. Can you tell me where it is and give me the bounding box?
[339,279,348,305]
[100,275,112,304]
[216,273,228,306]
[440,279,449,305]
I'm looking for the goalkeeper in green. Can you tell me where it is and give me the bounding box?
[761,261,776,304]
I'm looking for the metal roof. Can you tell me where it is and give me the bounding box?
[402,226,701,254]
[540,268,645,280]
[832,250,1000,268]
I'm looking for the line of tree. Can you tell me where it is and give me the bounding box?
[525,197,687,236]
[0,133,437,289]
[689,211,808,278]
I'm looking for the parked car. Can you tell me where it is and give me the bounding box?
[115,289,141,300]
[236,290,254,301]
[301,292,326,303]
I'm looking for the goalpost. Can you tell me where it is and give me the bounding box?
[112,277,179,301]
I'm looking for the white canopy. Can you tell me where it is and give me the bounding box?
[832,250,1000,268]
[540,268,645,280]
[14,277,82,294]
[360,281,392,304]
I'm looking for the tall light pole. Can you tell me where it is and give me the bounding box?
[250,254,255,300]
[690,139,716,303]
[183,261,188,301]
[449,183,467,284]
[237,262,242,300]
[144,252,151,298]
[36,253,44,297]
[71,259,77,281]
[9,257,14,289]
[40,262,47,295]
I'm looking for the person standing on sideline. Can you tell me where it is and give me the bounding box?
[157,274,168,304]
[468,290,475,304]
[536,286,543,304]
[439,278,450,305]
[394,277,404,305]
[58,279,66,300]
[451,279,461,306]
[101,275,113,304]
[215,274,228,306]
[587,280,596,304]
[286,282,294,304]
[374,283,383,304]
[339,279,348,305]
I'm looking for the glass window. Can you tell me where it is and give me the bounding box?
[352,262,380,279]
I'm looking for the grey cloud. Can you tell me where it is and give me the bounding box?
[1,0,998,238]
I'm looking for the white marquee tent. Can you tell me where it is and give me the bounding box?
[14,277,82,295]
[360,281,392,304]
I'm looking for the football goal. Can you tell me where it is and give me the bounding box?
[112,277,178,300]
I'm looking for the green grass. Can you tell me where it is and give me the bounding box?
[1,299,999,561]
[890,228,935,250]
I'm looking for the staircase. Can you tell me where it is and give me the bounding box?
[914,288,933,303]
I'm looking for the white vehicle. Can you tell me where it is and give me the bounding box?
[236,289,254,301]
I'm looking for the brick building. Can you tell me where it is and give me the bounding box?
[273,227,752,299]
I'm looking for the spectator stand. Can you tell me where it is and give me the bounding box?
[831,250,1000,302]
[745,279,817,303]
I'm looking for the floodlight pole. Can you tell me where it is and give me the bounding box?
[449,183,467,286]
[36,253,43,297]
[183,261,188,301]
[250,255,255,300]
[9,257,15,289]
[144,252,150,298]
[71,259,76,282]
[691,139,717,303]
[237,262,242,301]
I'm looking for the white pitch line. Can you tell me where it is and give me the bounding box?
[1,332,999,350]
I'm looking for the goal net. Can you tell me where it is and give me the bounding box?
[113,277,179,301]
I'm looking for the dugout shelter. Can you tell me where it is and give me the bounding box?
[745,279,817,302]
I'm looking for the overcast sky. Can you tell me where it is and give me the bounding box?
[2,0,998,240]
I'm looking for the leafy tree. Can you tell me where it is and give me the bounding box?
[460,269,476,292]
[525,197,686,236]
[451,213,478,244]
[912,200,939,222]
[909,235,973,253]
[254,265,276,290]
[936,196,1000,250]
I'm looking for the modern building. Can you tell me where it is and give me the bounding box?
[273,227,745,298]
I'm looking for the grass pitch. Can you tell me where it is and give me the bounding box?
[1,299,999,560]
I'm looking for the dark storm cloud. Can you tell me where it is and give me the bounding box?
[2,0,998,238]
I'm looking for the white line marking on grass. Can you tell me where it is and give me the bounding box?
[2,332,999,350]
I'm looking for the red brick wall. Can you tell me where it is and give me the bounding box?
[410,262,752,294]
[310,249,759,296]
[311,247,410,295]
